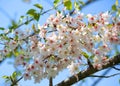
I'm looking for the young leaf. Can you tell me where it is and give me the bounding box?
[19,16,25,24]
[115,0,118,6]
[13,48,20,57]
[81,52,89,58]
[6,52,13,57]
[32,24,37,32]
[112,4,117,11]
[27,9,36,16]
[54,0,60,7]
[2,76,9,79]
[63,0,72,10]
[78,0,85,5]
[34,13,40,21]
[0,27,5,30]
[1,34,10,40]
[74,2,80,10]
[27,9,40,21]
[12,72,17,79]
[34,4,43,10]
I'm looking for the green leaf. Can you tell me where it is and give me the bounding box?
[27,9,36,15]
[34,4,43,10]
[13,49,19,57]
[115,0,118,6]
[0,27,5,30]
[74,2,80,10]
[88,23,92,28]
[89,54,95,59]
[6,52,13,57]
[9,20,18,31]
[54,0,60,7]
[112,4,117,11]
[1,34,10,40]
[118,9,120,15]
[2,76,9,79]
[81,52,89,58]
[63,0,72,10]
[27,9,40,21]
[19,16,25,24]
[12,72,17,79]
[78,0,84,5]
[34,13,40,21]
[32,24,37,32]
[50,55,55,61]
[14,35,18,41]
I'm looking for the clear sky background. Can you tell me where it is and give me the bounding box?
[0,0,120,86]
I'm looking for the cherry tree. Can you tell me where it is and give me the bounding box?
[0,0,120,86]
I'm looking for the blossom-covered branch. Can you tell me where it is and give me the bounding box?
[0,9,120,84]
[56,54,120,86]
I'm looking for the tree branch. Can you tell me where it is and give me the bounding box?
[49,77,53,86]
[92,68,111,86]
[89,73,120,78]
[11,76,23,86]
[56,54,120,86]
[6,0,97,35]
[4,2,62,36]
[112,66,120,71]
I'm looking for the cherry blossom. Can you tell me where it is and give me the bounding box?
[0,10,119,83]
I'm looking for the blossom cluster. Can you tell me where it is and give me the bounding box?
[0,11,120,83]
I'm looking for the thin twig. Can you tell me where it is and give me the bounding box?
[92,68,111,86]
[112,66,120,71]
[89,72,120,78]
[16,76,23,83]
[11,76,23,86]
[69,0,97,16]
[5,2,62,36]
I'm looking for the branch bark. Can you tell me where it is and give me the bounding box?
[49,77,53,86]
[56,54,120,86]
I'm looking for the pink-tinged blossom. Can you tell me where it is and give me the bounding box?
[23,73,31,80]
[1,10,119,83]
[8,40,18,50]
[67,62,79,75]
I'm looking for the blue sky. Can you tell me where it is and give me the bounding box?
[0,0,120,86]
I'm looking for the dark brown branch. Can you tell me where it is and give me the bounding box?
[87,58,93,68]
[56,54,120,86]
[49,77,53,86]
